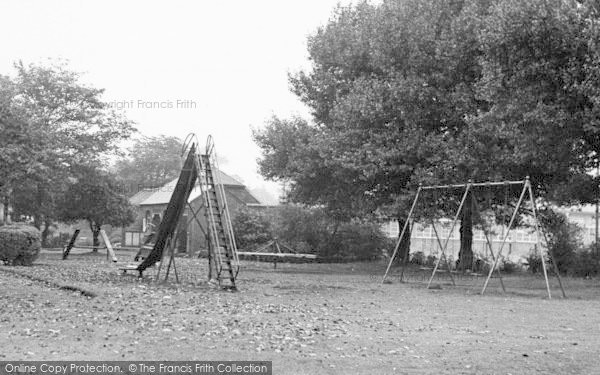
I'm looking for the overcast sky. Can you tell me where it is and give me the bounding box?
[0,0,356,202]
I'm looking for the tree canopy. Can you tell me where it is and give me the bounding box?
[253,0,600,262]
[256,0,600,212]
[114,135,184,196]
[59,166,135,250]
[0,60,135,238]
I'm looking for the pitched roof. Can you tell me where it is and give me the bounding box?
[129,189,156,205]
[132,170,251,206]
[135,179,202,206]
[218,171,244,187]
[226,186,261,205]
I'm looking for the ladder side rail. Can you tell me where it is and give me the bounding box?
[197,154,224,274]
[212,161,239,270]
[208,147,240,269]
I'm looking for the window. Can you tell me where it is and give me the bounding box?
[125,232,141,246]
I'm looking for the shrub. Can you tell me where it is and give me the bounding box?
[410,251,425,265]
[425,254,438,267]
[231,207,273,249]
[560,243,600,277]
[0,224,41,266]
[524,251,544,274]
[500,259,520,274]
[568,247,600,277]
[271,205,330,253]
[525,246,600,277]
[538,209,583,273]
[232,204,388,261]
[325,221,388,261]
[472,254,491,274]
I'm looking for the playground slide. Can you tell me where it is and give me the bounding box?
[137,144,199,271]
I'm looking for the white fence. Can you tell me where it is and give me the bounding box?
[381,221,538,262]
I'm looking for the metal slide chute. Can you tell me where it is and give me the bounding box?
[135,136,239,289]
[137,143,198,272]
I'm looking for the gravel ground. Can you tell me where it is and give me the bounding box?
[1,251,599,374]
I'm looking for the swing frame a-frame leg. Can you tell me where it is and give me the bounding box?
[429,220,456,286]
[471,195,506,293]
[382,186,422,283]
[426,184,472,289]
[481,177,566,299]
[526,180,566,298]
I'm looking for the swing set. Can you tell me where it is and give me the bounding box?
[382,176,566,299]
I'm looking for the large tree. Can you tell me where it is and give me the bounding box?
[254,0,600,266]
[59,166,135,251]
[0,76,26,223]
[0,61,135,239]
[255,0,485,260]
[439,0,600,266]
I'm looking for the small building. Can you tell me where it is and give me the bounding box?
[123,171,262,252]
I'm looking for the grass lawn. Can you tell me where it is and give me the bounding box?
[1,250,599,374]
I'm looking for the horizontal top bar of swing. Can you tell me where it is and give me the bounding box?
[419,180,525,190]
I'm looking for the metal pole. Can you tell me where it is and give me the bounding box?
[526,180,552,299]
[427,184,472,289]
[528,182,566,298]
[421,180,525,190]
[430,220,456,286]
[481,181,528,295]
[471,194,506,293]
[382,186,422,283]
[595,160,600,247]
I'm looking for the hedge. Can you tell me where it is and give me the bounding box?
[0,224,41,266]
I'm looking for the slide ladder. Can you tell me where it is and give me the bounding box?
[196,139,239,290]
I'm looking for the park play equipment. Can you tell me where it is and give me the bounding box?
[63,134,236,289]
[62,229,117,262]
[125,134,240,289]
[237,239,318,268]
[382,177,566,299]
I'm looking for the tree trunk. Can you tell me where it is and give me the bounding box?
[41,220,52,248]
[325,221,341,259]
[90,222,101,252]
[2,195,9,224]
[33,183,45,230]
[33,215,42,230]
[458,192,473,271]
[396,217,411,264]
